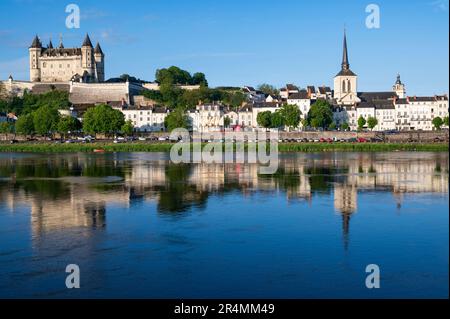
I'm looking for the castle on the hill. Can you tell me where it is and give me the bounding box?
[29,34,104,83]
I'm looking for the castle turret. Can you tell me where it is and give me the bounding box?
[81,34,94,82]
[29,35,42,82]
[94,42,105,82]
[393,74,406,98]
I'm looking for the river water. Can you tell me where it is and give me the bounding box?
[0,152,448,298]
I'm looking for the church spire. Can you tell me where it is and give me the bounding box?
[335,29,356,77]
[341,29,349,71]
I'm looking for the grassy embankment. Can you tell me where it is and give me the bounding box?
[0,142,448,153]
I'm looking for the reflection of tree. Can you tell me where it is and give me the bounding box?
[258,168,301,193]
[157,164,209,214]
[304,166,349,194]
[0,156,126,200]
[82,157,125,178]
[15,180,71,200]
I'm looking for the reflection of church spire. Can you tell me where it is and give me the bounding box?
[341,211,352,251]
[334,184,357,250]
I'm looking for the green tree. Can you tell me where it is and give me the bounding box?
[224,116,231,128]
[271,111,284,129]
[156,66,193,85]
[307,100,333,129]
[432,116,444,130]
[443,116,449,127]
[301,118,308,130]
[280,104,301,131]
[164,109,190,132]
[357,116,366,131]
[367,117,378,131]
[329,122,337,130]
[257,111,272,130]
[83,104,125,136]
[57,116,81,137]
[121,119,134,136]
[0,121,14,134]
[191,72,208,86]
[15,114,34,136]
[341,122,350,131]
[257,84,279,96]
[33,106,60,136]
[222,91,247,109]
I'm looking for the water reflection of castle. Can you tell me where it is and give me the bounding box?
[0,153,448,245]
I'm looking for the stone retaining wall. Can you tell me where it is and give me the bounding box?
[1,131,448,143]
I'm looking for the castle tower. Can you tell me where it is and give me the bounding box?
[29,35,42,82]
[333,30,359,105]
[81,34,95,82]
[393,74,406,98]
[94,42,105,82]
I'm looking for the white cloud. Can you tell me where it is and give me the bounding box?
[430,0,449,11]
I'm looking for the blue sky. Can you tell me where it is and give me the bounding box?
[0,0,448,95]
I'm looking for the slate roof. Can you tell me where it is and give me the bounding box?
[94,42,104,55]
[30,35,42,48]
[288,91,309,100]
[318,86,332,94]
[358,92,397,102]
[82,34,93,47]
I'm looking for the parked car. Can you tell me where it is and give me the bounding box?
[357,137,368,143]
[138,137,147,141]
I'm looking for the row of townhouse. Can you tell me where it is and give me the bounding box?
[111,92,448,133]
[337,95,449,131]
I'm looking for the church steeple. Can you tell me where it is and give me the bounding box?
[336,30,356,77]
[333,29,359,105]
[342,29,349,71]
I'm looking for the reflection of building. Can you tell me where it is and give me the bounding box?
[0,153,447,249]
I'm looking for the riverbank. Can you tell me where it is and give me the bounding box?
[0,142,448,153]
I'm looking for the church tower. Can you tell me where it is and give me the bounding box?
[393,74,406,98]
[29,35,42,82]
[333,30,359,105]
[81,34,95,82]
[94,42,105,82]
